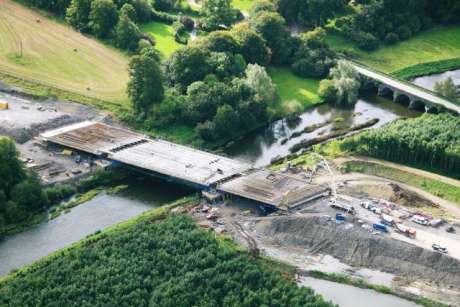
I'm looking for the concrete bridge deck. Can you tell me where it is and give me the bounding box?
[41,122,328,209]
[349,62,460,114]
[41,121,251,187]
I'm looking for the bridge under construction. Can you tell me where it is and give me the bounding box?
[41,121,329,210]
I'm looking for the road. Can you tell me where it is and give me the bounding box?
[350,63,460,114]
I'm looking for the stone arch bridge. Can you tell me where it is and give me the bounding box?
[348,61,460,114]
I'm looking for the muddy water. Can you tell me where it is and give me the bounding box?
[225,95,420,167]
[0,178,191,276]
[300,277,420,307]
[412,69,460,91]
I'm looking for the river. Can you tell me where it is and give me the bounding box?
[300,277,419,307]
[226,95,420,166]
[0,177,191,276]
[412,69,460,91]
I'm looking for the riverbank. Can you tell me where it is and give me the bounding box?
[304,270,447,307]
[0,184,194,276]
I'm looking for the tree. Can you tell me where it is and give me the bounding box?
[291,28,335,78]
[131,0,152,23]
[127,48,165,115]
[231,23,270,65]
[202,31,241,54]
[434,77,458,100]
[213,104,240,137]
[202,0,237,31]
[249,0,277,17]
[115,14,141,51]
[250,11,292,65]
[89,0,119,38]
[66,0,93,32]
[120,3,137,22]
[328,60,361,105]
[244,63,276,105]
[10,175,48,210]
[0,137,26,197]
[318,79,337,103]
[166,46,211,91]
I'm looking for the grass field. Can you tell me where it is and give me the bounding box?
[0,0,130,105]
[268,67,322,111]
[343,161,460,206]
[327,26,460,73]
[140,21,184,58]
[232,0,254,12]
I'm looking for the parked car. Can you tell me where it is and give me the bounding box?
[432,244,448,254]
[412,215,429,225]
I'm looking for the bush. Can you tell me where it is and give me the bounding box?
[354,31,379,51]
[384,32,399,45]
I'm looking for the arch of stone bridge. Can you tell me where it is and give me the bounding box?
[409,100,426,112]
[378,86,394,99]
[394,93,411,106]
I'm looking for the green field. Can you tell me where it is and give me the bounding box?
[343,161,460,206]
[268,67,322,111]
[232,0,254,12]
[327,26,460,73]
[140,21,184,58]
[0,0,130,105]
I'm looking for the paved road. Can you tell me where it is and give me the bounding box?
[350,63,460,114]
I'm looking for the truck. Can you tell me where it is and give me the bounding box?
[372,223,388,233]
[330,202,356,215]
[335,213,346,221]
[396,223,416,238]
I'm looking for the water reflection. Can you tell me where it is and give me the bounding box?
[226,95,420,167]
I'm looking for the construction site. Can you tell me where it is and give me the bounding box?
[2,93,460,305]
[190,157,460,306]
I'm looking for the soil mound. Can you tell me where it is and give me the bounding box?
[257,216,460,287]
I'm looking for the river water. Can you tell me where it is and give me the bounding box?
[300,277,419,307]
[412,69,460,91]
[225,95,420,167]
[0,178,191,276]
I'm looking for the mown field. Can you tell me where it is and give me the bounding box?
[0,0,130,105]
[140,21,184,58]
[327,26,460,73]
[268,67,322,110]
[232,0,254,12]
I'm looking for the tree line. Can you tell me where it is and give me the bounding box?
[340,114,460,178]
[22,0,154,52]
[0,214,335,307]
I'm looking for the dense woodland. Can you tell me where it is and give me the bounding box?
[0,214,335,307]
[340,114,460,178]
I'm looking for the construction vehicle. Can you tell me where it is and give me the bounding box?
[396,223,416,238]
[330,201,356,215]
[373,223,388,233]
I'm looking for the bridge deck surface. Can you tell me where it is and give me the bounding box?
[41,121,251,186]
[219,169,330,209]
[352,64,460,114]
